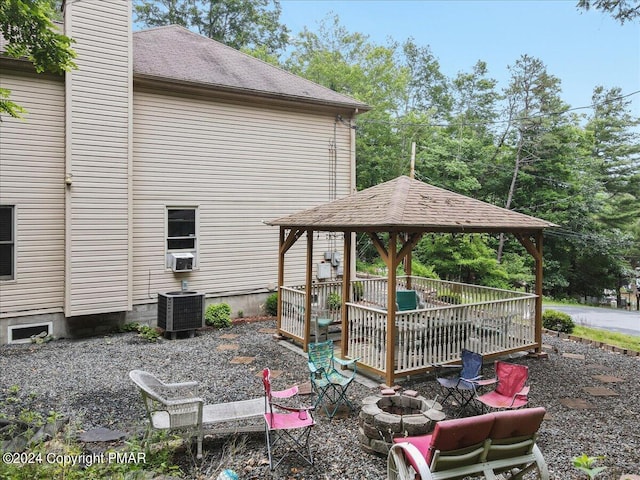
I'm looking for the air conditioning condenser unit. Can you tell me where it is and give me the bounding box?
[157,291,205,338]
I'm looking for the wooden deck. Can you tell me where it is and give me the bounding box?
[278,276,537,382]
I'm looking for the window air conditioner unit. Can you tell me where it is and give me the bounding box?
[170,252,194,272]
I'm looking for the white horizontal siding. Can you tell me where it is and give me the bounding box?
[132,89,353,302]
[0,72,66,317]
[65,0,132,316]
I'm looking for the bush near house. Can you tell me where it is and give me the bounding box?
[205,303,232,328]
[542,309,575,334]
[265,293,278,316]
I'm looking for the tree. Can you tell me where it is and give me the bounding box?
[585,86,640,227]
[286,15,416,190]
[133,0,289,53]
[576,0,640,23]
[495,55,570,260]
[0,0,76,118]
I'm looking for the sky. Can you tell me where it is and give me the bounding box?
[279,0,640,118]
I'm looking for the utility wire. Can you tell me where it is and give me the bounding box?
[356,90,640,129]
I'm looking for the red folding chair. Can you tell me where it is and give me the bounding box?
[475,361,529,412]
[262,368,315,470]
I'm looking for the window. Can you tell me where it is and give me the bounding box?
[0,206,15,280]
[166,207,197,267]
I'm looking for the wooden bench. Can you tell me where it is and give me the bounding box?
[129,370,264,459]
[387,407,549,480]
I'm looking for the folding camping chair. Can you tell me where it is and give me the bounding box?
[307,340,358,418]
[475,361,530,412]
[262,368,315,470]
[435,349,496,416]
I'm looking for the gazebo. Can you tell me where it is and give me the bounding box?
[268,176,556,385]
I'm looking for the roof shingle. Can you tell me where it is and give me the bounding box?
[268,176,557,233]
[133,25,369,110]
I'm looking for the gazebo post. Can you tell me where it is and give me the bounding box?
[404,233,412,289]
[304,229,314,352]
[534,231,544,352]
[341,231,352,359]
[386,233,398,386]
[277,227,285,330]
[515,232,545,353]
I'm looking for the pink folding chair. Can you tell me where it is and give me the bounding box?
[262,368,315,470]
[475,361,529,412]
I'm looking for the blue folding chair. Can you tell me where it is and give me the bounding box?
[436,349,496,416]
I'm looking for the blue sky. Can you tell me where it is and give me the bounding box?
[279,0,640,117]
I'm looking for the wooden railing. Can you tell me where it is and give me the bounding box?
[346,296,536,375]
[279,276,537,379]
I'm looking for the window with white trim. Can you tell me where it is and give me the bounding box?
[166,207,198,267]
[0,206,15,280]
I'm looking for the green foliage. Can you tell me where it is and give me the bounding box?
[265,293,278,316]
[0,0,77,117]
[120,322,141,332]
[352,281,364,301]
[398,259,439,280]
[573,325,640,353]
[416,234,510,288]
[285,16,640,301]
[576,0,640,24]
[327,292,341,310]
[542,309,575,333]
[436,291,462,305]
[205,303,232,328]
[133,0,289,53]
[138,325,161,342]
[0,388,184,478]
[572,453,607,479]
[119,322,161,341]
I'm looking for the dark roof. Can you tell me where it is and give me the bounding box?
[133,25,369,111]
[268,176,557,233]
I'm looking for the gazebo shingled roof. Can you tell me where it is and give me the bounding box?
[268,175,556,385]
[268,176,556,232]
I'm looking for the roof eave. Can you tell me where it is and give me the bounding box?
[266,222,556,234]
[133,73,371,113]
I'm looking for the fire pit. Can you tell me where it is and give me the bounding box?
[358,392,445,456]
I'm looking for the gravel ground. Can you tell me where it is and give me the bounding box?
[1,318,639,479]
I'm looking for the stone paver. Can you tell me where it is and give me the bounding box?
[219,333,239,339]
[586,363,613,371]
[230,356,255,364]
[583,386,619,396]
[296,381,313,395]
[78,427,126,442]
[562,353,585,360]
[258,328,278,334]
[559,398,595,409]
[592,374,624,383]
[216,343,239,351]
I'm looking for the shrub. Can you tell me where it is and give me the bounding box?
[327,292,341,310]
[437,291,462,305]
[138,325,161,342]
[205,303,232,328]
[265,293,278,316]
[543,309,575,334]
[120,322,141,333]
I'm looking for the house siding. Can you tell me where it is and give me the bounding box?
[132,88,353,304]
[64,0,132,316]
[0,72,66,321]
